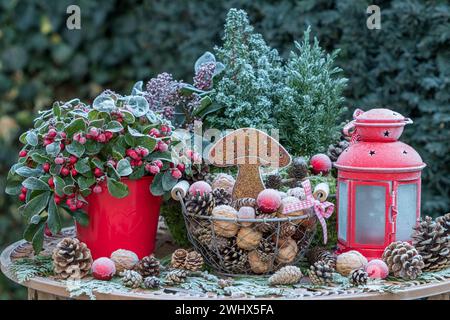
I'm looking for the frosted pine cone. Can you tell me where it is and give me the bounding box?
[171,249,188,268]
[185,192,215,216]
[268,266,303,285]
[52,238,92,280]
[143,276,162,289]
[265,173,283,190]
[306,247,337,269]
[212,187,232,206]
[121,270,143,288]
[309,260,334,286]
[165,269,187,285]
[382,241,425,280]
[232,197,256,210]
[185,251,204,271]
[134,255,160,277]
[350,268,368,286]
[287,157,308,181]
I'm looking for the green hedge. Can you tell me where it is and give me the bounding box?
[1,0,449,299]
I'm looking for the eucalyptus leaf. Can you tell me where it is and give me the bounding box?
[125,95,149,117]
[131,81,144,95]
[150,172,164,196]
[46,141,61,157]
[93,94,116,112]
[162,170,178,191]
[15,166,42,178]
[105,120,123,132]
[53,176,65,196]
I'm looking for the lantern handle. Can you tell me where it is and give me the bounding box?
[343,120,356,137]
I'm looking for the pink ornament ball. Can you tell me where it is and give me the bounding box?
[189,181,212,196]
[92,257,116,281]
[365,259,389,279]
[310,153,332,175]
[257,189,282,213]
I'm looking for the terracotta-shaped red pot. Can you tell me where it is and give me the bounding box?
[76,176,162,259]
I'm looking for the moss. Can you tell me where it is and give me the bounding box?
[160,200,191,248]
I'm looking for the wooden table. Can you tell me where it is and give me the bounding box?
[1,229,449,300]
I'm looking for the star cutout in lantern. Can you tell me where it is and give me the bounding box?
[369,150,376,156]
[384,131,390,137]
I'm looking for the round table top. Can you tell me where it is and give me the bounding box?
[2,230,450,300]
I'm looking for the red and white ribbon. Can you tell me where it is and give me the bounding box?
[281,180,334,244]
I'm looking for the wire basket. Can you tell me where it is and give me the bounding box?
[175,192,317,276]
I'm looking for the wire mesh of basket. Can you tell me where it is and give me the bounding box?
[175,191,317,276]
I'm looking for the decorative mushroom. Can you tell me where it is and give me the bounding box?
[208,128,291,200]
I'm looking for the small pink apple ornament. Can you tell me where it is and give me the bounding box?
[310,153,332,175]
[189,181,212,196]
[257,189,282,213]
[365,259,389,279]
[92,257,116,281]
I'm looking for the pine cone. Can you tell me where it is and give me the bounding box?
[232,197,256,210]
[212,188,232,206]
[268,266,303,285]
[265,173,283,190]
[185,192,215,216]
[171,249,188,268]
[306,247,337,269]
[327,135,350,162]
[279,223,296,239]
[382,241,425,280]
[211,236,232,252]
[254,213,277,233]
[350,268,368,286]
[52,237,92,280]
[220,244,248,273]
[256,238,276,263]
[165,269,187,285]
[192,221,213,247]
[412,216,450,271]
[287,157,308,181]
[185,251,204,271]
[143,276,162,289]
[134,255,160,277]
[189,163,210,182]
[309,260,334,286]
[121,270,143,288]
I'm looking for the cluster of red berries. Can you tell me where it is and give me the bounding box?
[42,128,66,150]
[148,125,171,138]
[47,177,83,211]
[111,111,124,123]
[185,149,202,163]
[126,147,150,167]
[144,159,163,175]
[18,187,27,202]
[84,127,114,144]
[45,154,79,177]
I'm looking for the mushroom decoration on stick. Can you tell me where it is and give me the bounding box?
[208,128,291,200]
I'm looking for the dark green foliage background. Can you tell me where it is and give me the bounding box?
[1,0,449,299]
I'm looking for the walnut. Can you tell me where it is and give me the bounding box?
[336,250,368,276]
[236,227,262,251]
[212,205,239,238]
[110,249,139,273]
[212,173,235,194]
[248,250,272,274]
[276,238,298,264]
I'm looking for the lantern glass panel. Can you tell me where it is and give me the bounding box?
[396,184,417,241]
[355,185,386,245]
[338,181,348,241]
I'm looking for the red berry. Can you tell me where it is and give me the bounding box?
[68,193,76,199]
[176,163,185,172]
[69,155,78,164]
[185,149,194,159]
[89,127,99,137]
[21,187,27,194]
[192,152,202,163]
[55,157,64,165]
[171,168,182,179]
[97,133,106,143]
[160,125,171,134]
[54,195,61,205]
[60,143,65,151]
[126,149,140,160]
[60,132,67,139]
[19,193,26,202]
[43,162,50,172]
[19,150,27,157]
[146,165,159,175]
[69,205,77,211]
[157,141,168,152]
[149,128,160,137]
[44,225,53,237]
[61,167,70,176]
[48,177,55,188]
[71,169,78,176]
[93,185,103,194]
[310,154,332,175]
[104,131,113,140]
[94,167,103,177]
[47,128,57,138]
[152,160,162,169]
[79,136,87,145]
[76,201,83,209]
[43,139,52,146]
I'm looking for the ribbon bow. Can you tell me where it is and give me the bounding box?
[281,180,334,244]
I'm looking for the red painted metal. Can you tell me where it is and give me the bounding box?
[76,176,162,260]
[335,108,426,259]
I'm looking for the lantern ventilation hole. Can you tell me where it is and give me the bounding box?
[369,150,376,156]
[383,130,390,137]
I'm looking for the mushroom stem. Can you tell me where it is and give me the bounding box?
[233,163,265,200]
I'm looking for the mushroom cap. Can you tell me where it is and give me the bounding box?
[208,128,291,168]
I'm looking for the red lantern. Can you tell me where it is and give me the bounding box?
[335,108,426,259]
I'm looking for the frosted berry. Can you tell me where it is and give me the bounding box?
[157,141,168,152]
[149,128,160,137]
[19,193,26,202]
[145,164,160,175]
[171,168,182,180]
[97,133,106,143]
[71,169,78,176]
[55,156,64,165]
[192,152,202,163]
[19,150,27,158]
[93,185,103,194]
[48,177,55,188]
[94,168,103,177]
[185,149,194,159]
[176,163,185,172]
[92,257,116,281]
[126,149,140,160]
[43,162,50,172]
[61,167,70,176]
[54,195,61,205]
[21,187,27,194]
[310,153,332,175]
[78,136,87,145]
[44,225,53,237]
[60,143,65,151]
[160,125,171,134]
[47,128,57,138]
[188,181,212,196]
[365,259,389,279]
[154,160,163,169]
[43,139,52,146]
[137,147,149,157]
[76,201,83,209]
[104,131,113,141]
[69,155,78,164]
[257,189,282,213]
[89,127,99,138]
[59,132,67,139]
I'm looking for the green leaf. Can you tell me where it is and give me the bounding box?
[32,222,46,254]
[127,126,146,137]
[121,110,135,124]
[65,118,86,137]
[5,178,23,195]
[93,94,116,112]
[124,133,135,147]
[106,120,123,132]
[63,185,76,195]
[74,157,91,174]
[78,176,95,190]
[150,172,164,196]
[68,210,89,226]
[23,216,46,242]
[31,152,50,164]
[129,165,145,180]
[116,159,132,176]
[91,158,104,169]
[85,140,103,155]
[194,101,224,118]
[22,177,50,191]
[162,170,178,191]
[53,176,65,197]
[19,132,28,144]
[47,198,61,234]
[22,192,50,219]
[137,136,157,152]
[124,96,149,117]
[52,104,61,117]
[149,151,172,162]
[89,119,105,128]
[66,141,85,158]
[15,166,42,178]
[26,131,38,146]
[45,141,61,157]
[107,178,129,198]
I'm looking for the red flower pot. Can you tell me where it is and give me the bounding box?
[76,176,162,259]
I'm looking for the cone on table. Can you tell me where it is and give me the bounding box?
[52,237,93,280]
[120,270,143,288]
[185,251,204,271]
[350,268,368,286]
[143,276,162,289]
[382,241,425,280]
[185,192,215,216]
[212,188,232,206]
[412,214,450,272]
[309,260,334,286]
[306,247,337,269]
[171,249,188,268]
[165,269,187,285]
[134,255,160,277]
[268,266,303,285]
